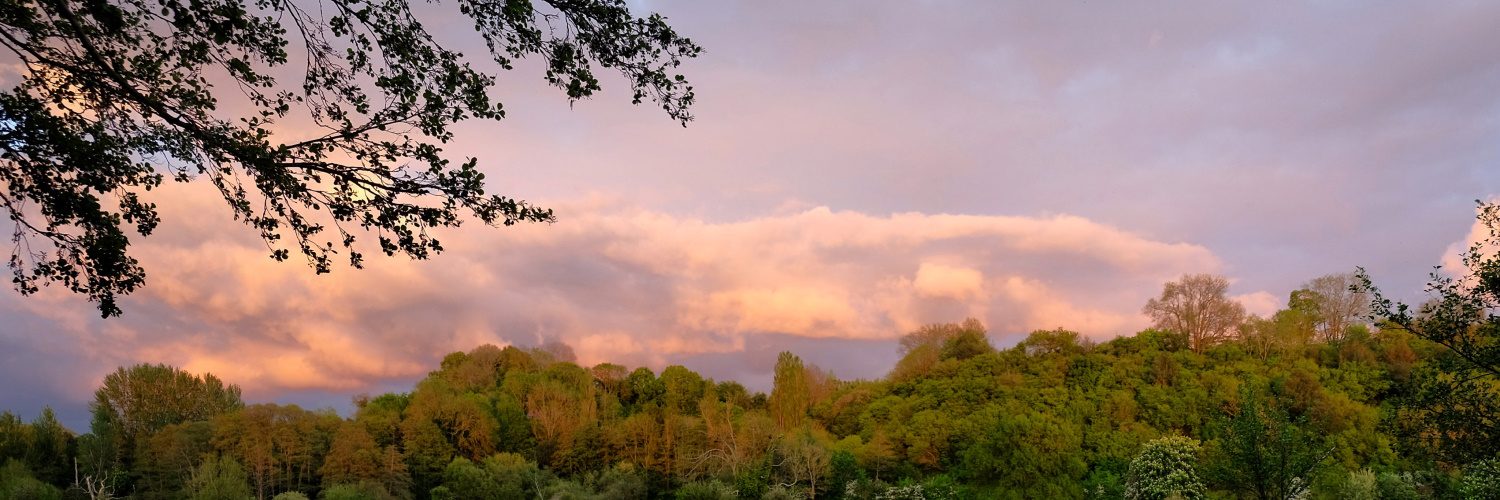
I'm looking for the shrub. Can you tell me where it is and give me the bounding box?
[1124,436,1204,500]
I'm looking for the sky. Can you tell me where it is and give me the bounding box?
[3,0,1500,430]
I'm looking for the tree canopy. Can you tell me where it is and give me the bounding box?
[4,205,1500,498]
[0,304,1490,499]
[0,0,700,316]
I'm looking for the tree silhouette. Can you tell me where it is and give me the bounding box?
[0,0,700,316]
[1359,201,1500,462]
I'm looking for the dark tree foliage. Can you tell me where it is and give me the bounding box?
[0,0,700,316]
[1206,388,1331,500]
[1359,201,1500,462]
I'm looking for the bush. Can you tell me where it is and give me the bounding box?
[872,484,926,500]
[0,459,62,500]
[590,463,647,500]
[919,475,958,500]
[321,481,399,500]
[1462,460,1500,500]
[1341,469,1377,500]
[760,485,804,500]
[1376,471,1421,500]
[843,479,889,500]
[540,478,593,500]
[1083,468,1125,499]
[826,450,863,499]
[1124,436,1204,500]
[675,480,736,500]
[272,493,311,500]
[187,456,252,500]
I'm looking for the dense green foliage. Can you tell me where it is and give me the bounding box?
[0,307,1495,499]
[7,204,1500,498]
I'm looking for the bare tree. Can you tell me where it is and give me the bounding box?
[72,458,115,500]
[1143,274,1246,353]
[1299,273,1369,342]
[773,431,830,499]
[690,395,774,478]
[898,317,986,354]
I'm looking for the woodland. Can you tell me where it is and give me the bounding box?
[6,215,1500,500]
[2,0,1499,497]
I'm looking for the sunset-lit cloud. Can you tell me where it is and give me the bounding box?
[0,184,1239,401]
[1233,291,1282,319]
[1440,199,1500,275]
[2,0,1498,428]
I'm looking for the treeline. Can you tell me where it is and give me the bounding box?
[4,273,1500,500]
[11,202,1500,500]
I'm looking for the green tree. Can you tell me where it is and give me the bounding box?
[624,367,664,411]
[321,420,408,495]
[660,365,707,417]
[1124,436,1205,500]
[1017,328,1082,357]
[958,407,1086,498]
[939,323,994,361]
[825,450,863,499]
[135,421,214,498]
[769,352,809,432]
[186,456,253,500]
[433,457,511,500]
[431,453,543,500]
[213,404,338,498]
[3,308,1481,500]
[400,409,458,493]
[90,364,242,482]
[353,393,409,449]
[0,413,23,462]
[1206,390,1329,500]
[0,0,700,317]
[19,408,71,486]
[899,318,990,359]
[0,459,63,500]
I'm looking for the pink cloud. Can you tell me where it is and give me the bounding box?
[1440,199,1500,276]
[2,184,1237,396]
[913,263,985,300]
[1233,291,1281,318]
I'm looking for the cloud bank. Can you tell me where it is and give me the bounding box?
[5,0,1498,428]
[1,184,1237,404]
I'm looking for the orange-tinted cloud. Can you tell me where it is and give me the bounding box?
[0,183,1249,398]
[2,0,1496,430]
[1440,199,1500,275]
